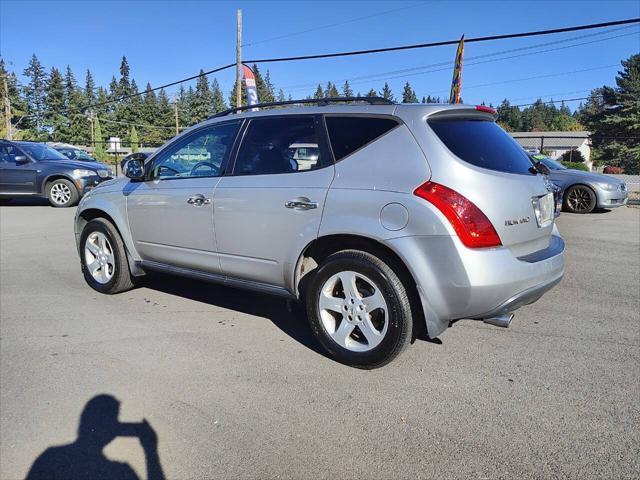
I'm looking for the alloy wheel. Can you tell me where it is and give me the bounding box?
[84,232,115,284]
[318,270,388,352]
[50,182,72,205]
[567,186,594,213]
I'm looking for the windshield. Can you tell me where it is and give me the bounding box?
[71,149,96,162]
[428,119,535,175]
[17,143,68,161]
[530,154,567,170]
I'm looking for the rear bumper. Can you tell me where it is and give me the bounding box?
[387,231,565,338]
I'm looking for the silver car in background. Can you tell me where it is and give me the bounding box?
[74,99,565,368]
[531,154,628,213]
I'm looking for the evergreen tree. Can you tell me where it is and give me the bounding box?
[262,69,276,103]
[366,88,377,97]
[118,56,131,97]
[580,54,640,173]
[192,70,212,122]
[313,84,324,99]
[401,82,418,103]
[130,126,139,152]
[342,80,354,98]
[23,54,48,134]
[84,69,96,107]
[63,65,87,143]
[0,59,27,138]
[210,78,226,113]
[325,81,339,98]
[45,67,66,140]
[379,83,394,101]
[277,88,286,102]
[93,116,106,160]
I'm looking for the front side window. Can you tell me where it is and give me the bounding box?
[0,143,23,164]
[150,122,240,180]
[234,116,322,175]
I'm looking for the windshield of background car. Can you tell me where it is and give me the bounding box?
[17,143,68,161]
[72,149,97,161]
[530,154,567,171]
[428,118,534,175]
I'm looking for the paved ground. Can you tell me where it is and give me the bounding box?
[1,200,638,479]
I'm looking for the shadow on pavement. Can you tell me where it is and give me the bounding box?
[143,273,328,358]
[26,394,165,480]
[0,197,51,207]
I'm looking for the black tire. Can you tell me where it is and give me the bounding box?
[306,249,413,369]
[564,184,597,214]
[80,218,135,294]
[46,178,79,207]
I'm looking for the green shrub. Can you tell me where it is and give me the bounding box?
[561,161,589,171]
[561,149,586,163]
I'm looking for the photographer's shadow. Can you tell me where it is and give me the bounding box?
[26,394,164,480]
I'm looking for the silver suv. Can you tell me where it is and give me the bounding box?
[75,98,565,368]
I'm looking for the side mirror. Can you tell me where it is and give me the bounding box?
[124,158,145,181]
[14,155,30,165]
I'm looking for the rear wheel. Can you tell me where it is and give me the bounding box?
[46,179,79,207]
[564,185,596,213]
[306,250,413,369]
[80,218,135,294]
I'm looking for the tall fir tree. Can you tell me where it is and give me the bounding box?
[22,54,48,134]
[313,84,324,99]
[45,67,66,140]
[401,82,418,103]
[84,69,96,107]
[0,59,27,138]
[192,70,212,122]
[210,78,226,113]
[324,81,339,98]
[380,83,394,101]
[342,80,354,98]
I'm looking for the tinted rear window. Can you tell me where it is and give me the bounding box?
[325,116,398,161]
[428,119,534,175]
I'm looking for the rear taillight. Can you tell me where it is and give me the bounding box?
[414,181,502,248]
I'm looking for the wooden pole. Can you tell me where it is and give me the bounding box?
[236,9,242,108]
[2,74,12,140]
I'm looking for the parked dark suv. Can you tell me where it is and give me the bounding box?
[0,140,113,207]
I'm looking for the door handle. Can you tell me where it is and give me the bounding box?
[187,194,211,206]
[285,198,318,210]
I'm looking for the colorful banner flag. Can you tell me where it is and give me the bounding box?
[242,64,259,110]
[449,35,464,104]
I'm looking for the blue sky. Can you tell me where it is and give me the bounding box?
[1,0,638,109]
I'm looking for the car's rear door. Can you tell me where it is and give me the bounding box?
[126,121,241,273]
[213,115,334,290]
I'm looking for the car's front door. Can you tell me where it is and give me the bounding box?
[214,115,334,289]
[126,121,241,273]
[0,142,38,194]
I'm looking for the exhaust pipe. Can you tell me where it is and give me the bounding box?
[483,313,514,328]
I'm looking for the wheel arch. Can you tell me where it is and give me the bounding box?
[43,174,76,194]
[293,233,427,339]
[76,204,145,276]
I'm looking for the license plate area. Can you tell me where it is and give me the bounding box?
[532,192,554,228]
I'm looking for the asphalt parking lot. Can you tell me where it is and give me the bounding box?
[1,200,638,479]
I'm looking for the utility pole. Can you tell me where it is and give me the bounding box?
[174,101,179,136]
[2,73,12,140]
[88,112,94,146]
[235,9,242,108]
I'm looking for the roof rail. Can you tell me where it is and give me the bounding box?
[209,96,394,119]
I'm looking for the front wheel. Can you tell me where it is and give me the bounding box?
[46,179,79,207]
[306,250,413,369]
[80,218,135,294]
[564,185,596,213]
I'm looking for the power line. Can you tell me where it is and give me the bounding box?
[283,27,639,92]
[243,18,640,64]
[242,1,429,47]
[21,17,640,117]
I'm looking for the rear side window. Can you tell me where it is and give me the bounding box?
[325,116,399,161]
[428,119,534,175]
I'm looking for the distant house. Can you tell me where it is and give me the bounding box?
[510,131,592,169]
